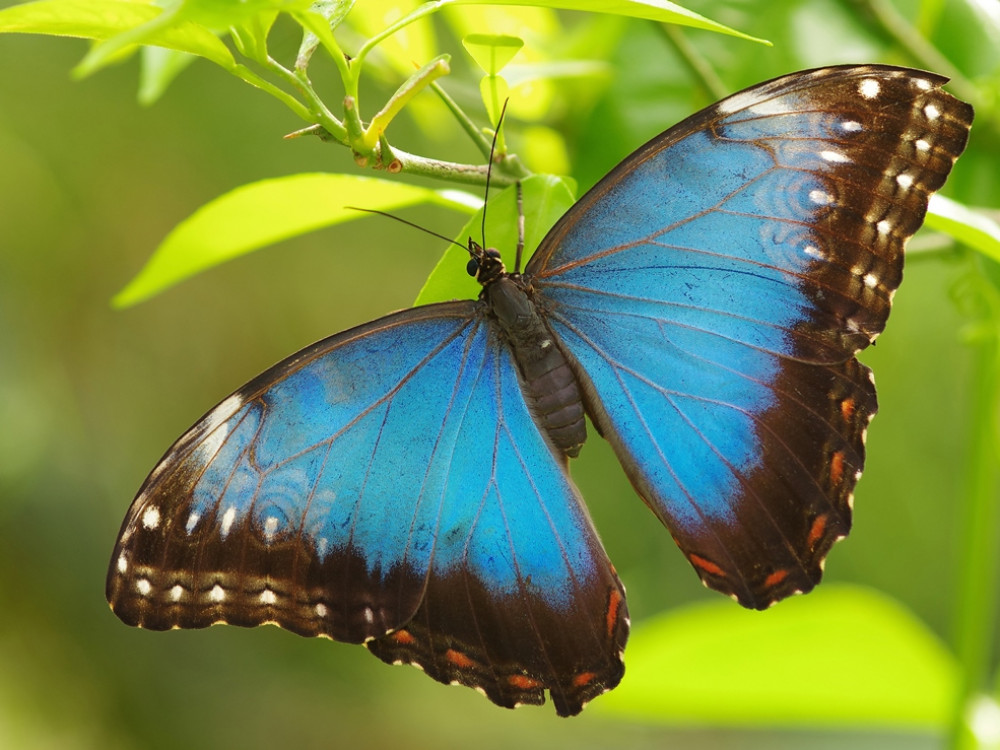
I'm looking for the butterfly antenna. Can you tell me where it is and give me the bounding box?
[514,180,525,273]
[481,99,510,252]
[345,207,467,252]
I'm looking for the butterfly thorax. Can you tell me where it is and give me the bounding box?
[483,271,587,458]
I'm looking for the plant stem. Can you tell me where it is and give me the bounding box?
[430,81,496,160]
[354,0,445,68]
[364,55,452,150]
[950,263,1000,749]
[655,22,728,101]
[265,58,346,140]
[229,64,315,123]
[390,149,521,187]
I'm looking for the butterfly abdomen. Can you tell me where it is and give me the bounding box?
[486,276,587,457]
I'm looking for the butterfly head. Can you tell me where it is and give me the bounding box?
[466,240,506,286]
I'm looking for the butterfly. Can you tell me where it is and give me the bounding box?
[107,65,972,716]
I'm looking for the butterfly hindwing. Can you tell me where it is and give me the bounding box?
[106,302,627,715]
[364,324,627,714]
[527,65,972,608]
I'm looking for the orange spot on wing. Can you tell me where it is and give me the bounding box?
[605,588,624,638]
[445,648,476,669]
[508,674,543,690]
[688,553,726,578]
[573,671,597,687]
[829,451,845,486]
[808,515,828,548]
[763,569,789,589]
[389,629,415,645]
[841,397,856,422]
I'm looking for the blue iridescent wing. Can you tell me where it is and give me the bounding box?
[106,303,627,716]
[526,66,972,609]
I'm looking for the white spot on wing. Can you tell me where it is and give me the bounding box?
[864,273,879,289]
[896,173,914,189]
[263,516,279,542]
[915,138,931,152]
[859,78,880,99]
[363,607,374,624]
[915,78,932,91]
[136,578,152,596]
[803,244,825,260]
[142,507,161,530]
[924,103,941,120]
[185,511,201,534]
[877,219,892,235]
[315,603,328,618]
[117,554,128,574]
[840,120,863,132]
[220,506,237,538]
[170,585,184,601]
[260,588,277,605]
[820,149,850,163]
[209,584,226,602]
[809,190,833,205]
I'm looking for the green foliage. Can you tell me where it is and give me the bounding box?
[113,174,477,306]
[1,1,999,748]
[602,585,958,727]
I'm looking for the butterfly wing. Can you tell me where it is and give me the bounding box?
[526,65,972,609]
[107,302,627,715]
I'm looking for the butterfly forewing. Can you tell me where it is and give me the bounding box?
[528,65,972,608]
[107,302,627,715]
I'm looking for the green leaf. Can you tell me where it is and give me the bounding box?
[0,0,236,71]
[447,0,768,44]
[414,174,576,305]
[478,74,510,130]
[598,585,959,728]
[173,0,312,29]
[926,194,1000,264]
[463,33,524,75]
[114,175,476,307]
[295,1,355,68]
[138,46,197,105]
[228,9,279,63]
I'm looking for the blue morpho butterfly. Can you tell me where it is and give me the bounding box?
[107,65,972,716]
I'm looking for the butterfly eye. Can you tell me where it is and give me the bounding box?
[466,258,480,277]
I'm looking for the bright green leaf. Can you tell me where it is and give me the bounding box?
[228,10,279,63]
[415,174,576,305]
[463,33,523,75]
[927,194,1000,264]
[598,585,959,728]
[295,1,355,68]
[478,74,510,129]
[114,175,476,307]
[174,0,312,29]
[138,46,197,105]
[0,0,236,71]
[447,0,768,44]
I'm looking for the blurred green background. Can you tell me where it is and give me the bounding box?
[0,1,997,748]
